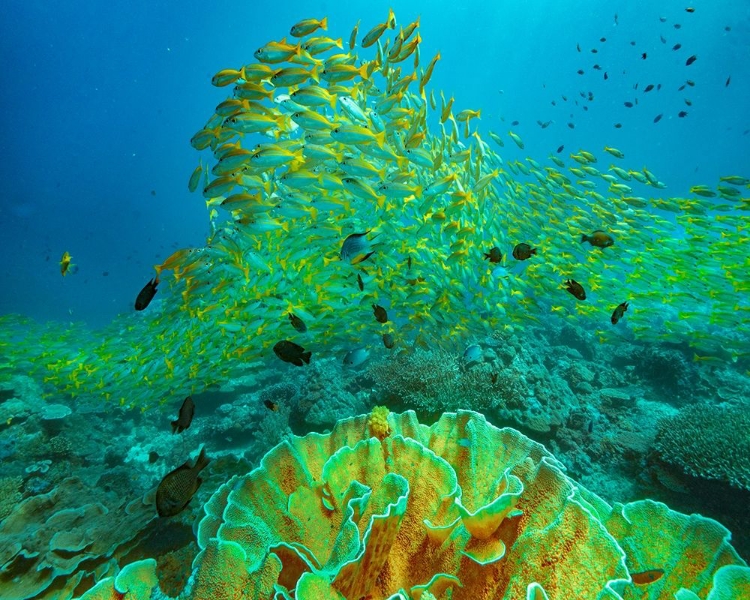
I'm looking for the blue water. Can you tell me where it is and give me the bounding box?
[1,0,748,327]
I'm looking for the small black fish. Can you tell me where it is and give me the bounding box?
[491,373,499,384]
[674,23,682,29]
[604,72,609,80]
[725,76,731,87]
[641,52,647,59]
[263,399,279,411]
[685,7,695,12]
[678,111,688,118]
[600,37,607,42]
[587,420,594,433]
[382,333,395,349]
[657,83,662,91]
[614,14,618,25]
[171,396,195,434]
[556,145,565,153]
[135,277,159,311]
[611,301,629,325]
[653,114,663,123]
[577,69,585,75]
[484,246,503,263]
[672,43,682,50]
[536,120,552,129]
[156,447,210,518]
[591,48,598,54]
[576,43,581,52]
[624,101,634,108]
[568,122,575,129]
[634,83,639,90]
[686,55,697,66]
[273,340,311,366]
[407,255,412,270]
[562,95,568,101]
[614,123,622,128]
[288,312,307,333]
[564,279,586,301]
[630,41,636,46]
[725,26,731,32]
[684,98,692,105]
[372,304,388,323]
[644,84,654,92]
[593,64,601,70]
[678,84,686,91]
[660,35,666,44]
[511,120,520,126]
[357,273,364,291]
[659,16,667,22]
[686,80,695,87]
[512,243,536,261]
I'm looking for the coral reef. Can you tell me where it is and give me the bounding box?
[73,410,748,600]
[0,477,156,599]
[654,403,750,490]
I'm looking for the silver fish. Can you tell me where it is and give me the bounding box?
[340,231,374,263]
[344,347,370,367]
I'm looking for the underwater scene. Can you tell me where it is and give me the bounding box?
[1,0,749,598]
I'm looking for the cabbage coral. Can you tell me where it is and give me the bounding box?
[76,410,748,600]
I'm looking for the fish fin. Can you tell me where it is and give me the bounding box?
[195,446,210,471]
[301,351,312,365]
[171,420,179,434]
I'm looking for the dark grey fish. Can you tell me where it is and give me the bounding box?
[135,277,159,311]
[171,396,195,434]
[273,340,311,366]
[156,447,210,517]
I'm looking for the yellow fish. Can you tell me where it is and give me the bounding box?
[289,17,328,38]
[60,251,73,277]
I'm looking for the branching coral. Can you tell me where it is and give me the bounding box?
[367,349,525,414]
[654,403,750,490]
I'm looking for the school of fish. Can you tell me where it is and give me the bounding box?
[1,9,748,411]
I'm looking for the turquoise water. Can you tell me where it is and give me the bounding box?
[0,1,749,598]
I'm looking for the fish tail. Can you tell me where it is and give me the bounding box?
[530,248,537,255]
[301,351,312,365]
[580,234,589,244]
[171,419,179,434]
[195,446,210,470]
[320,16,328,31]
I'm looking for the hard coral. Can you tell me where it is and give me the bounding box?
[95,410,748,600]
[655,403,750,490]
[368,405,391,440]
[0,476,22,521]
